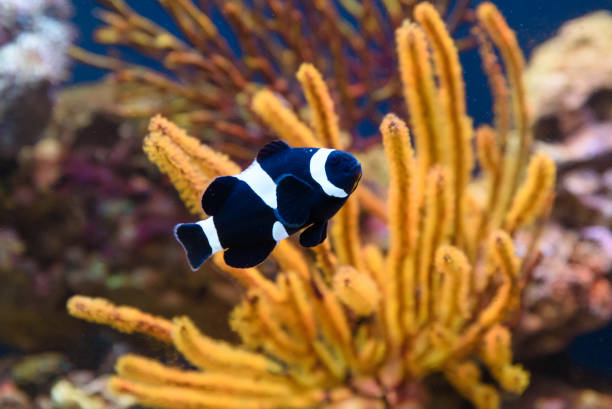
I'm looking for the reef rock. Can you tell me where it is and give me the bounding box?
[0,0,72,159]
[507,377,612,409]
[526,10,612,139]
[0,81,238,354]
[517,10,612,359]
[515,224,612,358]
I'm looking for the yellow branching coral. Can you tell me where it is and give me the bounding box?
[504,153,556,234]
[144,115,240,215]
[78,0,475,157]
[333,266,381,317]
[296,63,343,150]
[67,296,173,343]
[251,90,320,148]
[68,3,555,409]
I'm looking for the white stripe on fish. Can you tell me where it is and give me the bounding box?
[197,217,223,254]
[309,148,348,198]
[272,221,289,242]
[236,160,278,209]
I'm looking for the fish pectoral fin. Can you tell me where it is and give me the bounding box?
[275,174,313,228]
[223,242,276,268]
[299,221,328,247]
[201,176,237,215]
[257,140,291,162]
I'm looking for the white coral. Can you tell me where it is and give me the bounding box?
[0,0,72,91]
[0,0,71,26]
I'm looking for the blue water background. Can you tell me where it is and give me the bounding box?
[67,0,612,378]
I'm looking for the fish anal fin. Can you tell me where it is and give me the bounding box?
[223,242,276,268]
[201,176,237,216]
[299,221,328,247]
[275,174,312,228]
[257,140,290,162]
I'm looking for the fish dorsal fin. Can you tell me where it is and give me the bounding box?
[201,176,238,215]
[275,174,312,228]
[257,140,290,162]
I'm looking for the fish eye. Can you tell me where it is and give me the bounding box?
[328,155,340,165]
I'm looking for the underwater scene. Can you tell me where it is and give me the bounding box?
[1,0,612,408]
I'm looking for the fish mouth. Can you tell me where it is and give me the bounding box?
[350,164,362,192]
[354,163,362,179]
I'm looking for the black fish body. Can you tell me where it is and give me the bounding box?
[175,141,362,269]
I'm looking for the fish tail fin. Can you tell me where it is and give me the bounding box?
[174,223,213,270]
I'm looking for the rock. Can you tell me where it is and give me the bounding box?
[517,10,612,359]
[0,0,72,159]
[526,11,612,139]
[515,224,612,358]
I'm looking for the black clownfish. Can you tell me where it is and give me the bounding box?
[174,140,362,269]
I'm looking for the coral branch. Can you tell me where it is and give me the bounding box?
[434,245,473,326]
[380,113,417,346]
[396,21,442,188]
[476,2,530,202]
[252,90,321,148]
[312,240,338,282]
[415,2,473,243]
[476,125,501,175]
[108,377,325,409]
[444,361,500,409]
[143,124,208,216]
[211,254,285,303]
[271,241,311,280]
[416,166,453,327]
[479,326,529,394]
[330,197,364,270]
[297,63,343,149]
[504,153,556,233]
[333,266,381,316]
[356,186,388,222]
[473,27,510,147]
[172,316,285,375]
[67,296,173,343]
[116,354,294,396]
[149,115,240,179]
